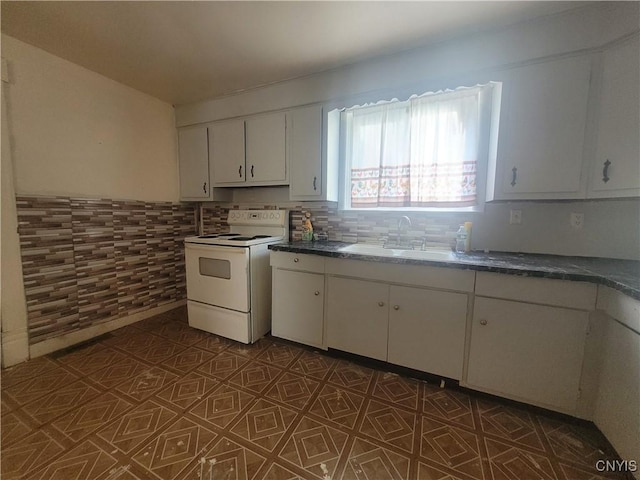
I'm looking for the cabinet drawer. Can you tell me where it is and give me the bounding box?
[326,258,474,292]
[270,251,325,273]
[475,272,596,310]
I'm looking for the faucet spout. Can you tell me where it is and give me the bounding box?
[397,216,412,246]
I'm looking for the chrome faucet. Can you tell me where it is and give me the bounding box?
[397,216,411,246]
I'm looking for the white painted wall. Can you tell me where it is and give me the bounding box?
[177,2,640,260]
[2,34,179,202]
[176,2,639,125]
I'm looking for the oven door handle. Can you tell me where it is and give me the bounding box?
[185,243,250,258]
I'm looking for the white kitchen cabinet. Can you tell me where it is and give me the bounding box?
[210,119,246,185]
[272,269,325,348]
[588,35,640,198]
[387,285,468,380]
[210,112,287,187]
[466,297,589,414]
[325,259,472,375]
[178,126,232,201]
[245,112,287,184]
[489,55,592,200]
[270,252,326,349]
[593,288,640,465]
[288,104,323,199]
[326,276,389,361]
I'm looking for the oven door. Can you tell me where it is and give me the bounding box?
[185,243,250,312]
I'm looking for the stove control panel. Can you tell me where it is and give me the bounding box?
[227,210,288,226]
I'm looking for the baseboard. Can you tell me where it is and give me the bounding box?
[29,300,186,359]
[1,329,30,368]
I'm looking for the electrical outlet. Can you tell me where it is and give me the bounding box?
[570,213,584,229]
[509,209,522,225]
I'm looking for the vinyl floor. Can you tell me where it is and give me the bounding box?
[0,307,632,480]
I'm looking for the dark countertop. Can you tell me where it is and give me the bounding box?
[268,241,640,300]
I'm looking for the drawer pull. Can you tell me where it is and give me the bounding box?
[378,301,384,307]
[480,319,488,326]
[393,305,400,310]
[314,291,320,296]
[293,258,299,263]
[511,167,517,187]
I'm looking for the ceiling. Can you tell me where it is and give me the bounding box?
[1,1,588,106]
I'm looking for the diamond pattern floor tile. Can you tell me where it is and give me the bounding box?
[51,391,134,442]
[1,307,632,480]
[278,415,349,479]
[115,367,179,402]
[359,399,416,453]
[156,371,219,410]
[341,436,411,480]
[133,417,218,479]
[30,439,119,480]
[189,384,256,430]
[97,400,178,454]
[230,398,298,452]
[1,429,66,479]
[22,379,101,425]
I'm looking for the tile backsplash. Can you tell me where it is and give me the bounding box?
[16,195,196,345]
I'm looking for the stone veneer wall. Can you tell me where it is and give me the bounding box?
[15,196,196,345]
[201,204,462,248]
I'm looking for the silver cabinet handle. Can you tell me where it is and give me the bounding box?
[203,181,207,194]
[480,319,488,326]
[251,165,255,178]
[314,291,320,296]
[293,258,299,263]
[239,165,243,178]
[393,305,400,310]
[313,176,317,191]
[378,301,384,307]
[511,167,517,187]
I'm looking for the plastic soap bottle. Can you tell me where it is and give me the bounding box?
[455,225,467,253]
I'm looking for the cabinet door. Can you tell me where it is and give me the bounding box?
[388,286,467,380]
[245,112,287,184]
[593,315,640,463]
[272,269,324,348]
[289,105,322,199]
[466,297,588,414]
[326,277,388,361]
[178,127,211,200]
[210,119,246,185]
[589,36,640,197]
[496,55,591,199]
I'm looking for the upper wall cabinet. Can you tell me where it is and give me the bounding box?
[288,105,323,199]
[245,112,287,184]
[489,55,592,200]
[210,112,288,187]
[209,119,246,185]
[588,35,640,198]
[178,126,231,202]
[288,104,339,201]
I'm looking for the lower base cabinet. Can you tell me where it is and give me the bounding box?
[326,275,469,379]
[465,297,589,414]
[326,276,389,361]
[388,285,467,380]
[272,269,325,348]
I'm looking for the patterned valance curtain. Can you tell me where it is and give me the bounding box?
[346,86,482,208]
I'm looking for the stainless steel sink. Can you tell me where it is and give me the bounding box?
[340,243,454,260]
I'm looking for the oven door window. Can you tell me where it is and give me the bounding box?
[199,257,231,279]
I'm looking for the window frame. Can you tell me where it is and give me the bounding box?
[334,81,502,213]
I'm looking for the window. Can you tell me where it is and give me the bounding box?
[340,83,499,211]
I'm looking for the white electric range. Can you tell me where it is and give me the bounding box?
[184,209,289,343]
